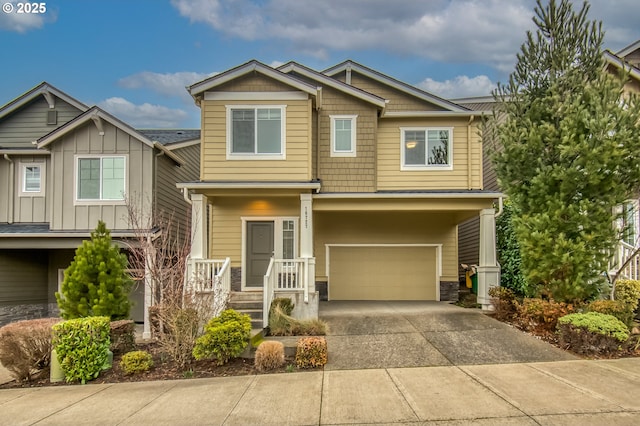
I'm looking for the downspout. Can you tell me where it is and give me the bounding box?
[496,196,504,217]
[4,154,14,224]
[467,115,474,190]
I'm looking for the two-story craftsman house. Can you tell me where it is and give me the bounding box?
[0,83,200,336]
[178,60,503,326]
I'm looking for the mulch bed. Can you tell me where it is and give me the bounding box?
[0,341,315,389]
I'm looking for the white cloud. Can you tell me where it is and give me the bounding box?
[118,71,215,102]
[98,97,189,128]
[171,0,534,71]
[417,75,496,99]
[0,3,56,32]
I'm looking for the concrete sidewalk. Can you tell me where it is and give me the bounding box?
[1,358,639,425]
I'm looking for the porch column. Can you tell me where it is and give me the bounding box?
[142,238,154,339]
[300,193,316,293]
[190,193,208,259]
[477,208,500,310]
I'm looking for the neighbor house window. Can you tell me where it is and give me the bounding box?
[20,163,45,196]
[622,201,639,246]
[400,127,453,170]
[227,105,286,159]
[76,156,126,201]
[330,115,357,157]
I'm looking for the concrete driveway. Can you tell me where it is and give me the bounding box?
[320,301,576,370]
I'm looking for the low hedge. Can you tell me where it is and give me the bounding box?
[192,309,251,365]
[557,312,629,356]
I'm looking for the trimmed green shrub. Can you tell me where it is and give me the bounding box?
[192,309,251,365]
[614,279,640,312]
[120,350,154,375]
[496,200,529,296]
[295,336,327,368]
[516,298,575,335]
[557,312,629,356]
[587,300,633,329]
[52,316,111,384]
[110,320,136,354]
[254,341,285,372]
[270,297,294,316]
[0,318,61,381]
[56,221,133,320]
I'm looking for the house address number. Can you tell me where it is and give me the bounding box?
[2,2,47,14]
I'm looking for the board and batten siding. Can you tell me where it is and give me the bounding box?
[209,196,300,267]
[155,142,200,244]
[314,211,459,282]
[49,121,153,231]
[201,98,312,181]
[0,155,50,223]
[0,97,82,149]
[377,118,482,191]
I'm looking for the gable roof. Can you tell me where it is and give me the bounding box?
[322,60,470,113]
[137,129,200,146]
[37,106,185,165]
[188,60,319,99]
[277,61,387,109]
[604,50,640,82]
[616,40,640,59]
[0,82,88,121]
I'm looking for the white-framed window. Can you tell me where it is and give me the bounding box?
[621,200,639,246]
[19,162,45,196]
[75,155,126,201]
[330,115,357,157]
[400,127,453,170]
[226,105,286,160]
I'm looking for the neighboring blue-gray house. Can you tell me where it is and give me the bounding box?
[0,83,200,335]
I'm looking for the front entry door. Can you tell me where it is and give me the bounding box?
[246,221,274,288]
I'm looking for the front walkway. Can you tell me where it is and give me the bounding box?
[320,301,576,369]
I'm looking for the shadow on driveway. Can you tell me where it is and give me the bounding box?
[319,301,576,370]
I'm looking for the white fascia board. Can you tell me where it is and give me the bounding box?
[163,138,200,151]
[604,51,640,81]
[176,181,322,190]
[279,63,387,108]
[204,91,309,101]
[189,61,318,97]
[452,95,496,104]
[323,61,468,112]
[152,142,185,166]
[381,111,490,118]
[313,192,504,199]
[616,40,640,58]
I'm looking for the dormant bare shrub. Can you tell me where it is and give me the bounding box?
[124,197,228,368]
[0,318,61,381]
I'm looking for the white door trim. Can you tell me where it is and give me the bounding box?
[325,243,443,301]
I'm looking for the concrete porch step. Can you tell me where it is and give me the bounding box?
[229,291,264,329]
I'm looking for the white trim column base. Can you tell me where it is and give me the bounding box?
[478,208,500,311]
[477,265,500,311]
[190,193,208,260]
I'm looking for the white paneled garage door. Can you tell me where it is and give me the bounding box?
[328,245,439,300]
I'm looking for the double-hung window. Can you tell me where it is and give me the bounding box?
[400,127,453,170]
[330,115,357,157]
[227,105,285,159]
[76,156,126,201]
[20,163,45,196]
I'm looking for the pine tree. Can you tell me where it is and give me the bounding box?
[493,0,640,302]
[56,221,133,320]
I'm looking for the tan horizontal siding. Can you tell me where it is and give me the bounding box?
[377,119,482,191]
[201,99,311,181]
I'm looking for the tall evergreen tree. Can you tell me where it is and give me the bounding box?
[493,0,640,302]
[56,221,133,320]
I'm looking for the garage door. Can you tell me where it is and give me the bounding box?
[329,246,438,300]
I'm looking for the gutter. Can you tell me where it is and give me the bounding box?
[3,154,14,223]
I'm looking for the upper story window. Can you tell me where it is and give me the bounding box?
[226,105,286,160]
[20,163,45,196]
[400,127,453,171]
[76,156,126,201]
[330,115,357,157]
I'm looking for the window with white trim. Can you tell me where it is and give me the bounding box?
[400,127,453,170]
[20,162,45,196]
[621,201,639,246]
[330,115,357,157]
[76,156,126,201]
[227,105,286,159]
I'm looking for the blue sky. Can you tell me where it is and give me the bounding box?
[1,0,639,129]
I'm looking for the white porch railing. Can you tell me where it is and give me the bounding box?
[613,241,640,281]
[263,258,310,327]
[185,257,231,296]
